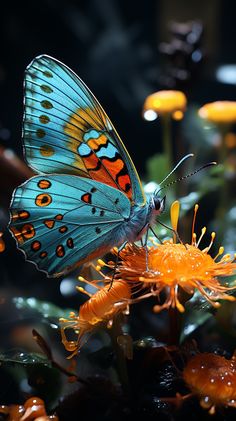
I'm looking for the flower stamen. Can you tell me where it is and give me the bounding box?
[196,227,206,247]
[214,246,224,261]
[191,204,199,243]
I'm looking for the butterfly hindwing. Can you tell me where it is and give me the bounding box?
[24,55,145,205]
[9,175,131,277]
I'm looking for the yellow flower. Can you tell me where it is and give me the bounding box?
[183,352,236,414]
[116,201,236,313]
[60,280,130,358]
[143,90,187,121]
[198,101,236,124]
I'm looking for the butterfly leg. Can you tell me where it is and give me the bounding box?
[149,225,163,244]
[108,241,128,290]
[141,226,150,271]
[155,219,183,245]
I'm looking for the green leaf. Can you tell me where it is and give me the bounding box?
[0,349,52,367]
[133,337,160,349]
[12,297,74,323]
[0,350,62,406]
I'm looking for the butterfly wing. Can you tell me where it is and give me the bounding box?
[24,55,146,205]
[9,175,131,277]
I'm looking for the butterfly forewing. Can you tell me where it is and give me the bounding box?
[24,55,145,205]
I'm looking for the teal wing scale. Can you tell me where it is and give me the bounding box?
[24,55,145,205]
[9,175,131,277]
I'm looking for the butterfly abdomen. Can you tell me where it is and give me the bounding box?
[118,203,150,243]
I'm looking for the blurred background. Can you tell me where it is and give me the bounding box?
[0,0,236,415]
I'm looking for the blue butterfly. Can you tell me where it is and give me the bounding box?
[9,55,166,277]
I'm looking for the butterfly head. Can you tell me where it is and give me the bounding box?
[150,193,166,216]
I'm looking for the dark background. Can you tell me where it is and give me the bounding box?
[1,0,236,175]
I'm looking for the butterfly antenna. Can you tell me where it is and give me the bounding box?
[159,153,194,187]
[156,161,217,193]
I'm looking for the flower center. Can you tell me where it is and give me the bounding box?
[148,243,213,284]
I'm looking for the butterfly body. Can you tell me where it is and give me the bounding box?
[9,55,164,277]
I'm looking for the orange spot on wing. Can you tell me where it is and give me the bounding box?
[21,224,35,239]
[83,153,99,170]
[31,240,41,252]
[40,145,55,157]
[102,157,124,176]
[44,220,55,229]
[10,227,24,244]
[87,134,108,150]
[56,244,65,257]
[81,193,92,204]
[35,194,52,207]
[59,226,68,233]
[101,158,132,198]
[12,210,30,221]
[38,179,52,189]
[40,251,48,259]
[67,238,74,248]
[89,168,118,189]
[20,211,30,219]
[55,214,63,220]
[117,174,132,198]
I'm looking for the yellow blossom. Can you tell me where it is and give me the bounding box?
[198,101,236,124]
[143,90,187,121]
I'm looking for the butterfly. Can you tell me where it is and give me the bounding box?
[9,55,166,278]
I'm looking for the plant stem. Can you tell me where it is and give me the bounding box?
[216,124,230,239]
[168,307,181,346]
[109,315,130,394]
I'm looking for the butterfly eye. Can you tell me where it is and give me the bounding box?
[154,195,166,212]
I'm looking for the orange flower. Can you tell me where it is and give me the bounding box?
[0,232,5,252]
[143,90,187,121]
[183,352,236,414]
[198,101,236,124]
[0,396,58,420]
[60,280,130,358]
[115,201,236,313]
